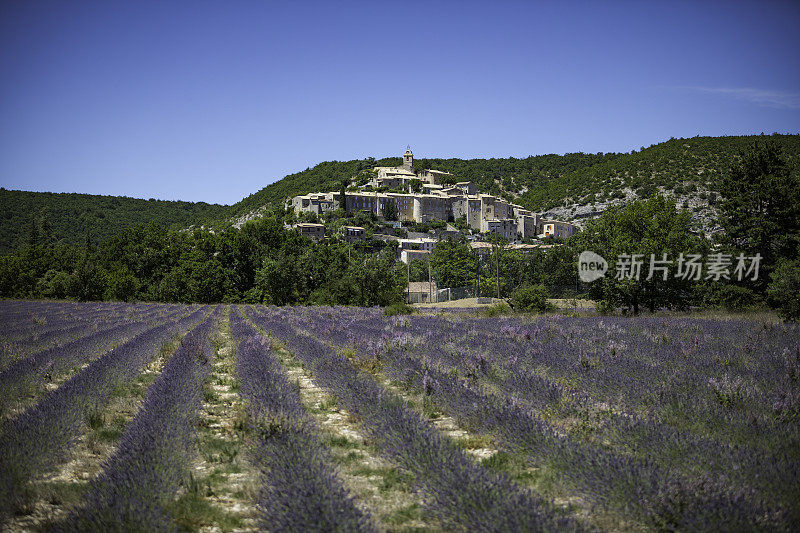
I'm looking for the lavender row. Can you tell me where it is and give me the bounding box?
[0,303,180,370]
[454,316,794,407]
[388,337,786,530]
[452,330,799,512]
[0,300,87,329]
[499,319,800,468]
[1,302,189,348]
[56,307,220,531]
[0,306,209,521]
[0,306,186,410]
[0,300,70,317]
[230,308,373,532]
[338,313,800,514]
[1,301,140,340]
[381,314,800,459]
[255,307,799,444]
[248,307,582,532]
[286,307,793,530]
[0,303,129,362]
[294,311,662,519]
[10,302,175,343]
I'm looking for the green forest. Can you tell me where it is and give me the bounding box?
[0,213,406,306]
[0,189,227,254]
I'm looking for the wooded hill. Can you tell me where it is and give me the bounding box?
[0,190,227,254]
[229,133,800,217]
[2,133,798,252]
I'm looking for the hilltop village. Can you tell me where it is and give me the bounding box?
[287,149,578,261]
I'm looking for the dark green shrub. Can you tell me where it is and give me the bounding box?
[241,287,263,304]
[704,284,762,311]
[308,288,337,306]
[36,269,71,300]
[384,302,415,316]
[480,301,512,317]
[768,258,800,321]
[595,300,616,315]
[510,284,552,313]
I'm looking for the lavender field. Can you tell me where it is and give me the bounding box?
[1,300,798,531]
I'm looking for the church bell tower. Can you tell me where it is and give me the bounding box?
[402,146,413,171]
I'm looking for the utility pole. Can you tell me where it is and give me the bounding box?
[475,249,480,299]
[428,256,433,303]
[495,237,500,299]
[406,258,410,303]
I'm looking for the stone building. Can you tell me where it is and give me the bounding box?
[479,194,513,220]
[513,207,540,240]
[406,280,438,303]
[456,181,477,195]
[401,147,414,171]
[373,167,416,189]
[289,193,336,215]
[482,218,518,241]
[451,196,483,231]
[383,193,415,221]
[540,220,578,238]
[287,148,581,244]
[294,223,326,241]
[345,192,380,214]
[340,226,366,243]
[418,169,453,185]
[413,195,452,223]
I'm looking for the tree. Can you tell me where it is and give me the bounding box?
[511,284,552,312]
[431,240,475,288]
[410,179,422,193]
[577,195,703,314]
[157,268,187,302]
[356,251,404,306]
[256,253,301,306]
[383,199,398,221]
[106,266,139,301]
[68,260,107,302]
[768,253,800,321]
[339,178,349,214]
[504,250,541,290]
[184,255,227,303]
[452,214,470,232]
[407,259,428,282]
[718,142,800,291]
[36,269,71,299]
[538,246,578,296]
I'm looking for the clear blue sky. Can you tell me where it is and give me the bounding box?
[1,0,799,205]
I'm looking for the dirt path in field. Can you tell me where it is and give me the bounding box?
[363,359,499,462]
[178,309,258,533]
[278,347,437,530]
[293,327,611,524]
[341,336,607,523]
[2,360,101,423]
[240,316,436,531]
[0,317,174,422]
[3,334,181,531]
[301,328,500,462]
